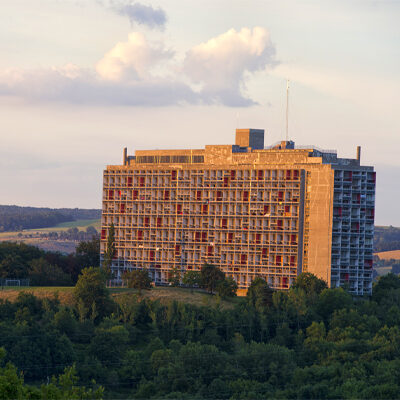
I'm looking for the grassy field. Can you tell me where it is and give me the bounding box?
[0,286,239,309]
[0,218,101,253]
[0,218,101,238]
[375,250,400,260]
[0,286,75,305]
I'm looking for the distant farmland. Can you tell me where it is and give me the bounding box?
[375,250,400,260]
[0,218,101,254]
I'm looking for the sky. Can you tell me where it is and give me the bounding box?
[0,0,399,226]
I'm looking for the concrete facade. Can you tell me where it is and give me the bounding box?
[101,129,375,294]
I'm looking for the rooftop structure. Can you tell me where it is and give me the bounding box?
[101,129,375,295]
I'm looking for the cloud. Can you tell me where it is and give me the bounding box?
[100,1,166,29]
[183,27,277,106]
[0,27,276,107]
[0,66,197,106]
[96,32,172,81]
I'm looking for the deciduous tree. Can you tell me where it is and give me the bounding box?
[124,269,152,295]
[200,264,225,294]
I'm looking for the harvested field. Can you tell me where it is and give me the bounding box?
[0,287,75,305]
[375,250,400,260]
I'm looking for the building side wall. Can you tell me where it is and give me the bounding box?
[304,166,334,285]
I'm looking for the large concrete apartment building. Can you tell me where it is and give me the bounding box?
[101,129,376,295]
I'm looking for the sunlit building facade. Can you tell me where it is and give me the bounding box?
[101,129,375,295]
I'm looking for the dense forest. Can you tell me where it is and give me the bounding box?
[0,205,101,232]
[1,269,400,399]
[374,226,400,252]
[0,240,99,284]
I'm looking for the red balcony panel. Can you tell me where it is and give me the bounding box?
[202,232,207,242]
[286,170,291,180]
[164,190,170,201]
[293,170,299,180]
[149,251,155,261]
[257,170,263,180]
[133,190,138,200]
[171,170,177,181]
[108,190,114,200]
[334,207,342,217]
[139,177,145,187]
[278,191,284,201]
[196,190,202,201]
[144,217,150,227]
[120,204,125,214]
[195,232,201,241]
[282,276,288,288]
[223,177,229,187]
[277,220,283,230]
[291,234,297,244]
[241,254,247,265]
[290,256,296,266]
[127,177,133,187]
[276,255,282,265]
[222,218,228,229]
[137,230,143,241]
[176,204,182,214]
[263,205,269,214]
[262,248,268,257]
[255,233,261,244]
[202,204,208,214]
[101,229,106,240]
[230,170,236,179]
[156,217,162,227]
[175,244,180,254]
[285,205,290,213]
[208,246,214,256]
[345,171,353,182]
[228,233,233,243]
[243,191,249,202]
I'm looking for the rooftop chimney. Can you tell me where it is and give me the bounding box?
[123,147,127,165]
[235,129,264,150]
[356,146,361,162]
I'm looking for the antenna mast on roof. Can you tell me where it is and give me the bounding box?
[286,79,290,142]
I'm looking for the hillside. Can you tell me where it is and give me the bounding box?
[0,205,101,232]
[374,225,400,252]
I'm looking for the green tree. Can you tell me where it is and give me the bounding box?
[246,277,274,310]
[124,269,152,294]
[316,287,353,320]
[372,273,400,304]
[182,271,202,293]
[168,266,181,287]
[0,347,28,399]
[76,237,100,269]
[28,257,72,286]
[40,364,104,399]
[292,272,328,297]
[200,264,225,294]
[74,267,114,320]
[216,277,238,298]
[102,223,115,279]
